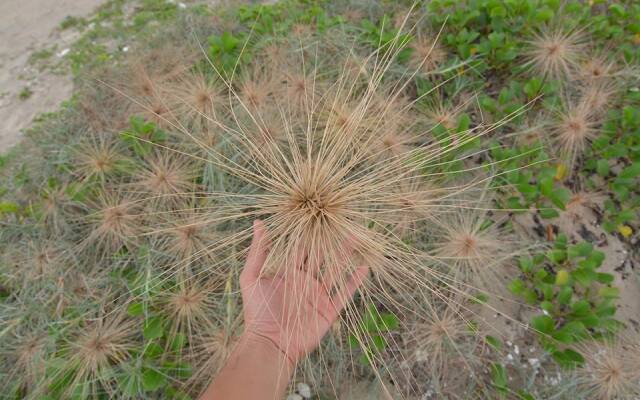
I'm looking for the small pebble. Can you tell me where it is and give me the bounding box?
[297,382,312,398]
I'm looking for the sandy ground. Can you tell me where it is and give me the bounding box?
[0,0,105,153]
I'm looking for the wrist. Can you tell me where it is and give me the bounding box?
[240,331,297,371]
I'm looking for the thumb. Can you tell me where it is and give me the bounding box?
[240,220,269,287]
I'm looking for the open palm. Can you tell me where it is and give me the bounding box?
[239,220,368,364]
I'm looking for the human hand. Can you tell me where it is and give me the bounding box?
[239,220,369,365]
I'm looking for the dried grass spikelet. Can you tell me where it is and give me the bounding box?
[236,63,277,111]
[343,7,365,24]
[430,190,518,291]
[422,92,467,131]
[579,56,615,82]
[27,240,70,282]
[152,204,220,268]
[83,191,141,257]
[134,151,198,206]
[37,184,74,235]
[160,274,222,360]
[3,331,51,396]
[386,175,443,238]
[578,81,618,117]
[367,90,423,161]
[323,92,375,135]
[524,27,585,80]
[139,99,172,128]
[341,52,373,83]
[406,292,480,378]
[124,44,192,99]
[244,105,291,147]
[276,62,322,117]
[551,100,598,168]
[575,333,640,400]
[50,307,138,399]
[122,52,189,128]
[291,21,315,38]
[408,32,447,74]
[186,329,234,394]
[512,117,549,148]
[259,39,288,65]
[563,190,606,220]
[163,70,227,127]
[129,63,162,100]
[73,134,126,183]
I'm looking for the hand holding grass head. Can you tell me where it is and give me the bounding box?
[200,220,369,399]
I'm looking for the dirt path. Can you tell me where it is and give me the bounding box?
[0,0,105,153]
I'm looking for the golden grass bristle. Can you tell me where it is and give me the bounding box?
[56,310,137,398]
[82,191,141,257]
[524,28,585,80]
[408,33,447,74]
[575,333,640,400]
[552,100,598,168]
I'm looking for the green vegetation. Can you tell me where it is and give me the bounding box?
[18,87,33,100]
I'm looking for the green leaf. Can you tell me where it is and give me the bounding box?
[372,334,387,350]
[170,333,187,352]
[598,287,620,299]
[486,335,502,350]
[548,187,571,210]
[539,208,560,219]
[618,163,640,179]
[535,7,554,22]
[144,342,163,359]
[540,301,553,312]
[553,321,586,344]
[142,368,166,392]
[522,288,539,304]
[558,286,573,305]
[118,372,143,397]
[596,159,610,176]
[552,348,584,368]
[509,279,525,295]
[127,302,144,317]
[490,5,507,18]
[554,234,568,249]
[571,300,591,316]
[555,269,570,285]
[143,316,164,340]
[524,77,542,99]
[546,249,566,264]
[590,251,605,267]
[0,201,19,214]
[519,257,534,273]
[517,390,536,400]
[578,313,600,328]
[539,177,554,197]
[572,268,596,287]
[567,242,593,259]
[531,315,554,334]
[491,363,508,392]
[379,313,399,331]
[596,273,614,284]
